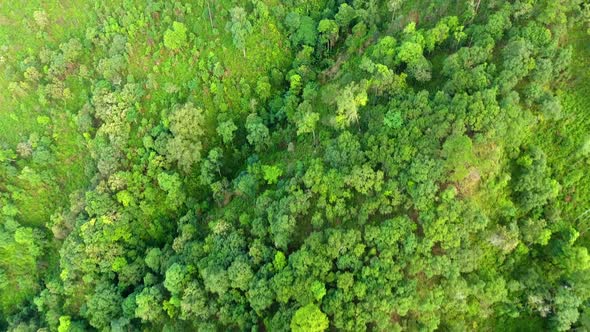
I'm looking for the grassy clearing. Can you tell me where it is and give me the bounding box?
[533,27,590,225]
[0,1,95,225]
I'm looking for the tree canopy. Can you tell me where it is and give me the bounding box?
[1,1,590,331]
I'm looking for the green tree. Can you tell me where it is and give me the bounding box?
[245,113,270,152]
[166,103,206,172]
[217,119,237,145]
[295,101,320,140]
[164,22,188,50]
[512,147,559,213]
[227,7,252,57]
[164,263,188,295]
[290,304,330,332]
[335,82,368,128]
[85,282,123,330]
[135,287,164,322]
[262,165,283,184]
[318,19,339,51]
[335,3,357,28]
[227,257,254,291]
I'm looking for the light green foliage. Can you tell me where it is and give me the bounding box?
[166,103,205,172]
[273,251,286,270]
[164,263,187,295]
[318,19,339,50]
[335,82,368,128]
[0,223,44,318]
[164,22,188,50]
[310,281,326,301]
[383,110,402,129]
[262,165,282,184]
[442,134,475,181]
[295,103,320,137]
[513,147,559,213]
[290,304,329,332]
[256,77,272,101]
[157,172,186,209]
[371,36,397,67]
[145,248,162,272]
[57,316,71,332]
[397,41,423,63]
[216,120,237,145]
[226,7,252,57]
[227,257,254,291]
[285,13,318,47]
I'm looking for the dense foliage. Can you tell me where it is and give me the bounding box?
[1,0,590,331]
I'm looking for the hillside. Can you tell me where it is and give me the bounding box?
[1,1,590,331]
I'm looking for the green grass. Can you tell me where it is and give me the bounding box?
[0,229,41,316]
[0,2,97,226]
[533,27,590,226]
[0,3,96,318]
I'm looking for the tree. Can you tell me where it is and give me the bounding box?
[247,278,274,313]
[256,76,272,101]
[227,257,254,291]
[157,172,186,210]
[397,42,423,65]
[180,281,211,320]
[296,109,320,140]
[2,2,589,331]
[135,287,164,322]
[290,304,330,332]
[383,109,403,129]
[85,282,123,330]
[33,10,49,30]
[397,40,432,82]
[269,215,296,250]
[164,22,188,50]
[310,281,326,301]
[262,165,283,184]
[285,13,318,47]
[273,251,287,270]
[512,147,559,214]
[318,19,339,51]
[57,316,71,332]
[408,56,432,82]
[166,103,206,172]
[145,248,162,272]
[164,263,188,295]
[217,120,237,145]
[371,36,397,67]
[335,82,368,128]
[335,3,357,28]
[227,7,252,57]
[245,113,270,152]
[387,0,405,21]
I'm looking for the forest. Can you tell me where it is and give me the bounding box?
[1,0,590,331]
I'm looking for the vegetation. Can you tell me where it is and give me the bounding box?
[1,0,590,331]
